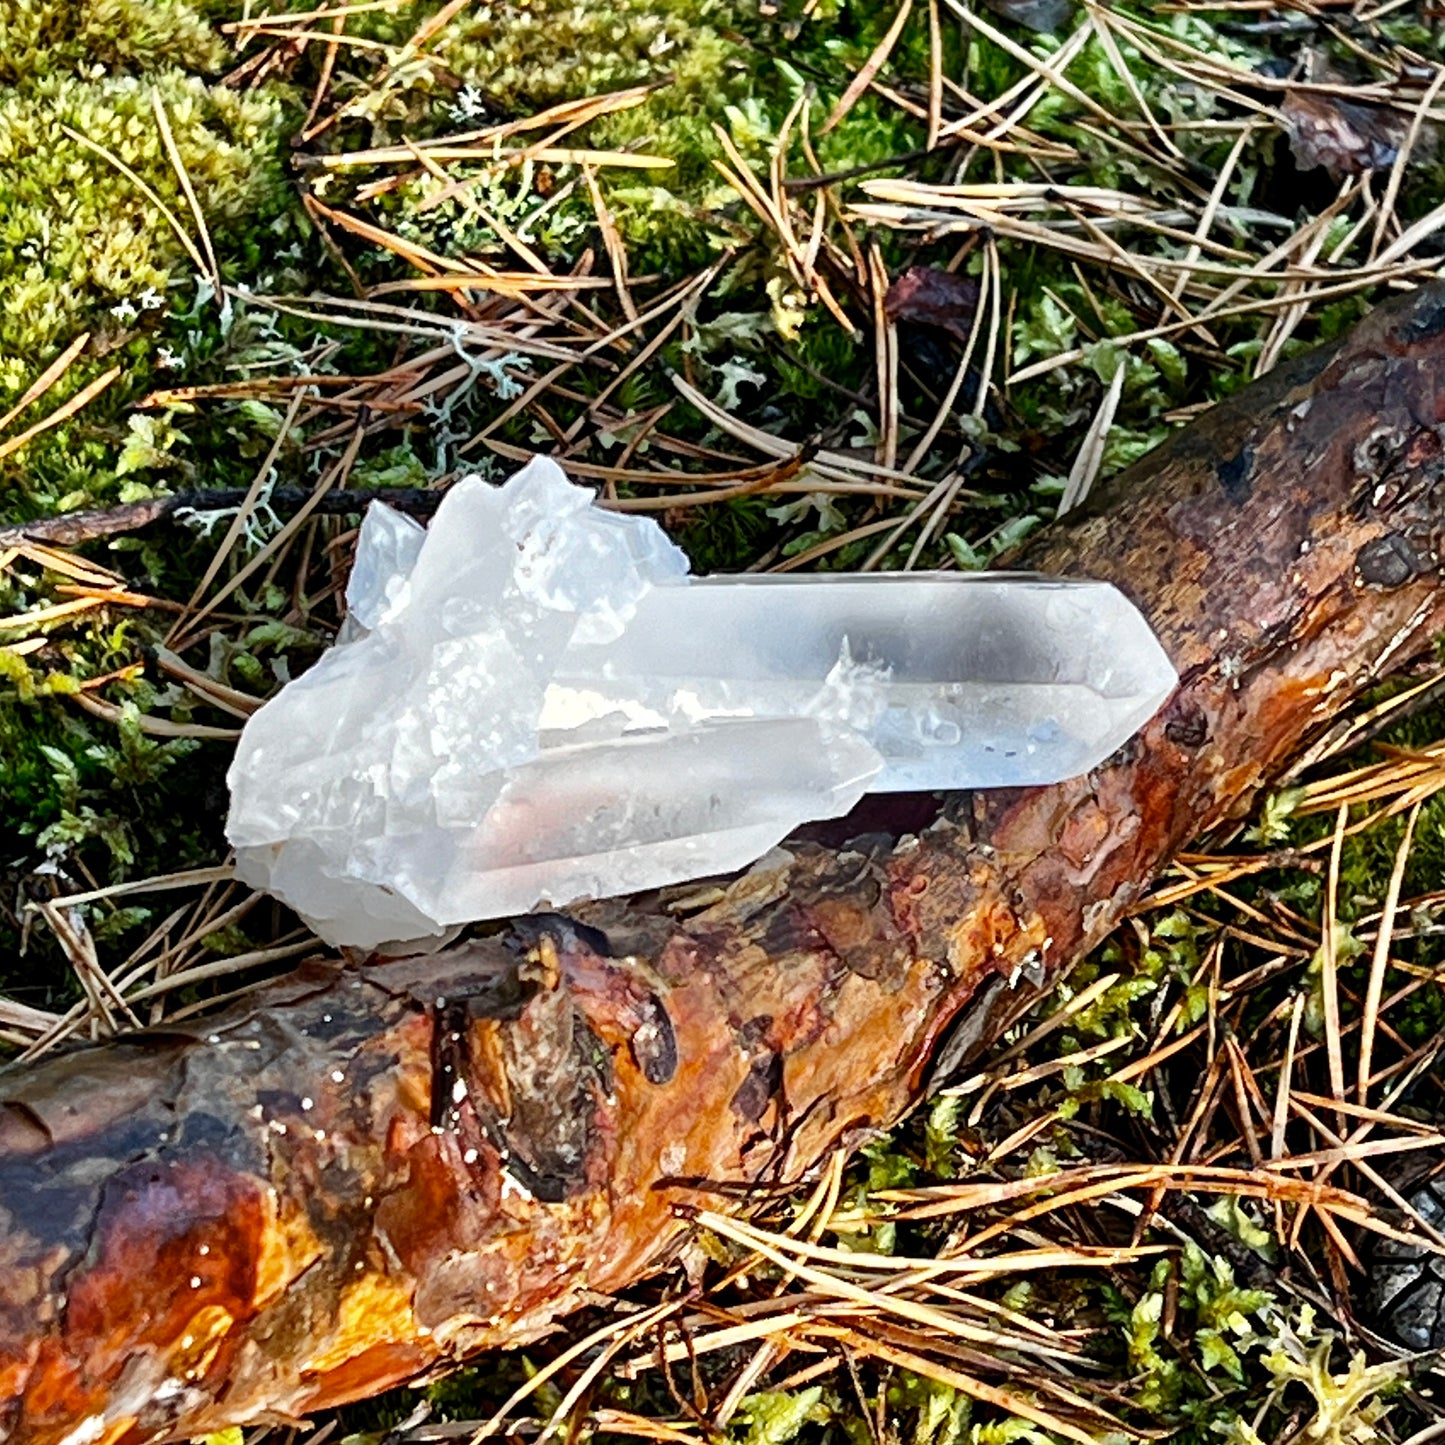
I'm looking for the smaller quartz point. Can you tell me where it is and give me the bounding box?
[343,501,425,634]
[227,457,1177,950]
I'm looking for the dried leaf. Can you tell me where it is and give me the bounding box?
[884,266,981,343]
[1280,91,1406,179]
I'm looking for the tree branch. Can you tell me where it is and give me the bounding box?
[4,286,1445,1445]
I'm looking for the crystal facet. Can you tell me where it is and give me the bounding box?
[551,573,1174,791]
[226,456,1177,949]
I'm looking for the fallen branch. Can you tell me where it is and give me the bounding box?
[5,286,1445,1445]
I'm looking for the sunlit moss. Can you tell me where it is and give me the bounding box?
[0,0,226,81]
[0,0,296,515]
[0,71,289,395]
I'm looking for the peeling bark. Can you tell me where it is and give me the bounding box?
[6,286,1445,1445]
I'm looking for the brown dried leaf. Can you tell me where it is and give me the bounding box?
[884,266,981,343]
[1280,91,1406,179]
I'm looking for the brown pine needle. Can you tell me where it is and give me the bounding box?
[821,0,915,135]
[14,541,122,588]
[1058,358,1125,515]
[0,366,121,465]
[1320,802,1350,1127]
[151,89,222,297]
[59,126,209,280]
[868,243,899,472]
[925,0,943,150]
[0,333,91,437]
[1358,801,1420,1104]
[584,166,640,324]
[1271,993,1304,1161]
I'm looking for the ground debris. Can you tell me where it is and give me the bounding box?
[1280,91,1409,179]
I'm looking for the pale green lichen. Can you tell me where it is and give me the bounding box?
[1263,1307,1410,1445]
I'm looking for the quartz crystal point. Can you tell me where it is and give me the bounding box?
[227,457,1177,949]
[550,574,1174,792]
[343,500,425,633]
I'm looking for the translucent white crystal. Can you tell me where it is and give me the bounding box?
[248,718,881,949]
[550,574,1174,791]
[345,501,425,633]
[226,456,1177,950]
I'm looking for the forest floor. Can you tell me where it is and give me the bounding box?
[5,0,1445,1441]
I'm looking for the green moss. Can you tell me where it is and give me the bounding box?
[0,84,285,374]
[0,0,297,519]
[0,0,308,969]
[0,0,227,82]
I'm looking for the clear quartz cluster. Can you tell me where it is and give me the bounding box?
[227,457,1176,950]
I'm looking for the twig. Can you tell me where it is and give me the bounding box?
[0,487,451,552]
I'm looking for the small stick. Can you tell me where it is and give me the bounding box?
[0,487,449,553]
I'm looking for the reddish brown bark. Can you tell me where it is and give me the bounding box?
[5,286,1445,1445]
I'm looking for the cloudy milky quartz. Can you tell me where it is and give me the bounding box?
[227,457,1176,950]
